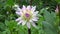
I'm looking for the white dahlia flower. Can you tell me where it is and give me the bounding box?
[13,5,39,29]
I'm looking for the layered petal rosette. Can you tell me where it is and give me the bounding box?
[13,5,39,29]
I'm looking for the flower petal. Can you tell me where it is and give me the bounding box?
[13,4,19,8]
[16,17,21,21]
[22,5,26,10]
[32,18,38,21]
[33,11,38,16]
[16,8,22,16]
[22,21,26,26]
[27,5,31,10]
[16,11,20,15]
[27,22,30,29]
[31,21,37,28]
[32,16,38,21]
[31,6,36,12]
[18,21,22,25]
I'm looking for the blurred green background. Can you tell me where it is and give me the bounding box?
[0,0,60,34]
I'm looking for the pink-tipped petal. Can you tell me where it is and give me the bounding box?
[15,7,22,16]
[16,11,20,15]
[27,5,31,10]
[22,5,26,10]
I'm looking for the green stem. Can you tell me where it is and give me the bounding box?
[28,29,31,34]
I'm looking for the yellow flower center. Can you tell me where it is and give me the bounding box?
[22,9,32,21]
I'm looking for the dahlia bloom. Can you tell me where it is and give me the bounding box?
[13,5,39,29]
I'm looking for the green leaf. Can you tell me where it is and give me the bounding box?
[5,20,17,31]
[42,8,58,34]
[6,0,14,6]
[44,9,56,25]
[0,22,7,31]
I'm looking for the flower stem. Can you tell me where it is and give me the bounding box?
[28,29,31,34]
[30,0,33,5]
